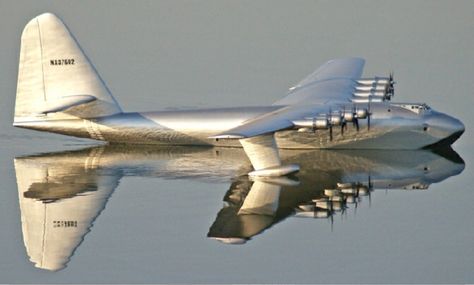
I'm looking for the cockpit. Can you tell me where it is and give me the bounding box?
[394,103,431,114]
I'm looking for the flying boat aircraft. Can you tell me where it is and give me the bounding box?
[13,13,465,177]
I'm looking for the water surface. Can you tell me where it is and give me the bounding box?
[0,136,472,283]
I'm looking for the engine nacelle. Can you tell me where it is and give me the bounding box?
[357,77,391,85]
[354,91,386,97]
[329,112,343,126]
[356,108,368,119]
[292,116,329,130]
[352,97,384,103]
[343,111,354,122]
[354,75,395,102]
[293,107,368,132]
[315,117,329,129]
[355,84,388,92]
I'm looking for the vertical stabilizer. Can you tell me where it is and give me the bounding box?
[15,13,121,123]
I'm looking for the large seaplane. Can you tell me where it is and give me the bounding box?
[13,13,465,177]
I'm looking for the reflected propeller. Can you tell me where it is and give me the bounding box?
[353,105,360,131]
[341,107,347,136]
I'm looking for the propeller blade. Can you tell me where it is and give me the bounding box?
[328,107,333,141]
[341,107,346,135]
[354,118,359,131]
[389,71,395,97]
[367,99,371,131]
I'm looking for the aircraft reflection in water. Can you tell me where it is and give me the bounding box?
[208,148,464,243]
[14,145,464,270]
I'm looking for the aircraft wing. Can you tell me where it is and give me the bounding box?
[274,57,365,106]
[211,58,365,176]
[212,58,364,139]
[211,104,319,139]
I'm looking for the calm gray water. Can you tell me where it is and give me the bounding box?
[1,1,473,283]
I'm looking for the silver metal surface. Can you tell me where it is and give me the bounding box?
[14,102,465,149]
[12,13,466,176]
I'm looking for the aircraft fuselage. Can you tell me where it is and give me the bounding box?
[14,102,464,149]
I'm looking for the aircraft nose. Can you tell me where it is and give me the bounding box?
[434,114,464,134]
[425,112,464,145]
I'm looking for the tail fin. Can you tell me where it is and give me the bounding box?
[14,13,122,124]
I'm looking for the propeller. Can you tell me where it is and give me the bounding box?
[387,71,395,98]
[330,212,334,232]
[367,98,372,131]
[340,196,348,218]
[328,107,333,141]
[368,175,373,207]
[329,123,333,141]
[352,105,360,131]
[342,104,363,132]
[341,107,347,135]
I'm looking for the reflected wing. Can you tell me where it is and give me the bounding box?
[274,57,365,106]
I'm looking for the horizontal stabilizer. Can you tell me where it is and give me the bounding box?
[39,95,97,114]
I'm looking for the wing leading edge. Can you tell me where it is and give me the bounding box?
[274,57,365,106]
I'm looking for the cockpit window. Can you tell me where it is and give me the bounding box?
[395,103,431,114]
